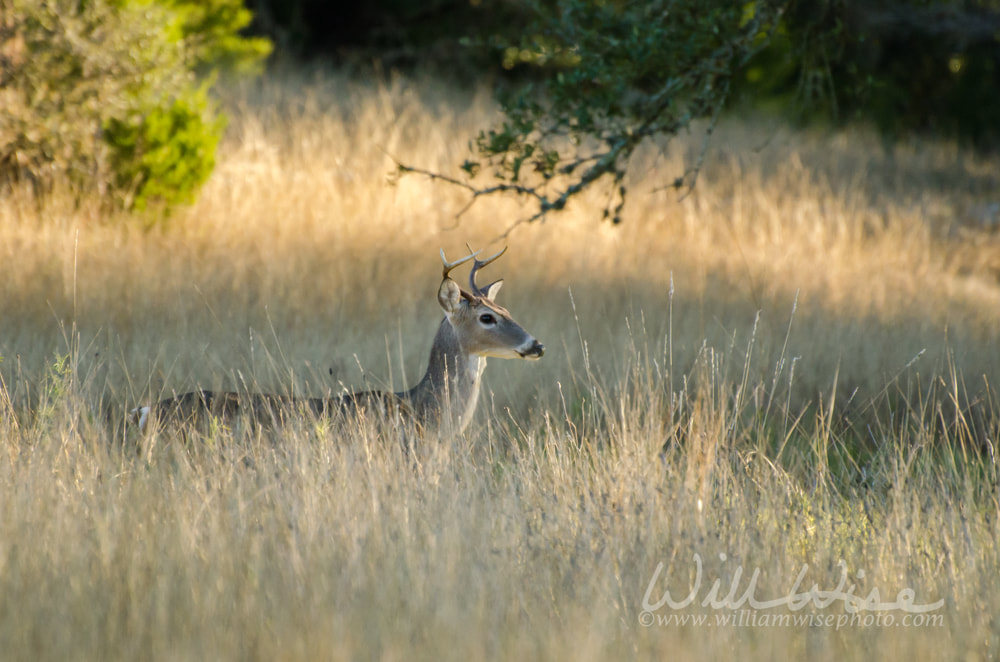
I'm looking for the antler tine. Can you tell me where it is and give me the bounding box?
[468,245,508,297]
[440,247,481,280]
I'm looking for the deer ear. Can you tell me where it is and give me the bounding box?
[437,278,463,314]
[483,279,503,300]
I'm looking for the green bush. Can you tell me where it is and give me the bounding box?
[104,84,225,211]
[143,0,273,75]
[0,0,270,211]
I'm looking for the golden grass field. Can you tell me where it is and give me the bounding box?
[1,70,999,659]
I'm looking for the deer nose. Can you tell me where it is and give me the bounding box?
[519,340,544,359]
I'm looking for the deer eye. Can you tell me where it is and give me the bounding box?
[479,313,496,325]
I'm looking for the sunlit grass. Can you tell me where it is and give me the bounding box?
[0,69,998,659]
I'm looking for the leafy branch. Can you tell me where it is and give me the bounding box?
[398,0,787,236]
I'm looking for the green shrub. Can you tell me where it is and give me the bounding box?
[0,0,270,211]
[104,84,225,211]
[131,0,273,76]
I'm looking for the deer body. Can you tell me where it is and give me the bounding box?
[134,247,543,437]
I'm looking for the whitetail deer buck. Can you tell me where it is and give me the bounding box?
[132,246,544,437]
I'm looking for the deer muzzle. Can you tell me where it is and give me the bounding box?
[518,340,545,359]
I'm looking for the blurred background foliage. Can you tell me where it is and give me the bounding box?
[0,0,269,211]
[242,0,1000,221]
[2,0,998,215]
[246,0,1000,149]
[737,1,1000,147]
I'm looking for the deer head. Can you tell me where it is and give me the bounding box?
[437,247,544,360]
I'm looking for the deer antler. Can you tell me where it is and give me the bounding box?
[440,247,481,280]
[468,244,507,298]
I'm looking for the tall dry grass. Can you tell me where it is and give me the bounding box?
[0,69,998,659]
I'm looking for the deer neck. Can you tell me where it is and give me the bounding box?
[402,317,485,436]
